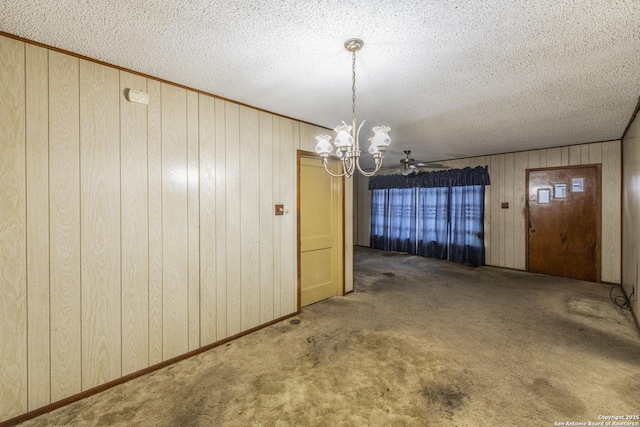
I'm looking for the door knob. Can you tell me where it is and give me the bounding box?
[529,227,536,233]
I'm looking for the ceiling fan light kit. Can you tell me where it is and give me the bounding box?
[314,38,391,178]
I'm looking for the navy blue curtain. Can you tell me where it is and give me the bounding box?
[368,166,489,266]
[449,185,485,265]
[369,166,490,190]
[388,188,417,254]
[370,189,388,250]
[417,187,449,260]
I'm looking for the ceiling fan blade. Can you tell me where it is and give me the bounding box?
[414,162,447,168]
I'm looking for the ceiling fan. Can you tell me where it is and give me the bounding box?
[399,150,446,175]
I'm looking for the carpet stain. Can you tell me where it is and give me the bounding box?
[529,378,586,417]
[420,383,468,415]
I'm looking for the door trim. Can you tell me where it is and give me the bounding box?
[525,164,602,281]
[296,150,346,311]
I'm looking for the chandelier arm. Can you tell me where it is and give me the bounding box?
[322,160,349,178]
[344,156,356,177]
[355,157,383,177]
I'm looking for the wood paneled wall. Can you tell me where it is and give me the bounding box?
[354,141,622,283]
[622,111,640,321]
[0,35,343,422]
[354,173,372,247]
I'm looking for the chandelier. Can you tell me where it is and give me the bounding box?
[314,38,391,177]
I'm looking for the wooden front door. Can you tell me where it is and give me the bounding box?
[527,166,600,282]
[299,156,344,307]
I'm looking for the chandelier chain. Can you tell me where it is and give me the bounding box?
[351,49,357,127]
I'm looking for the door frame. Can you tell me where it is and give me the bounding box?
[525,164,602,281]
[296,150,346,311]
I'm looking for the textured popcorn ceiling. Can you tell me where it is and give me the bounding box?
[2,0,639,166]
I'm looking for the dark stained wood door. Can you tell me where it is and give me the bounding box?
[527,166,600,282]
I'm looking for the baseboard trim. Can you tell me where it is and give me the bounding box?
[0,311,300,427]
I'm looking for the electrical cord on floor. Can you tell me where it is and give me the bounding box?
[610,285,634,310]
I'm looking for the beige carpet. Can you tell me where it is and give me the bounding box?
[19,247,640,426]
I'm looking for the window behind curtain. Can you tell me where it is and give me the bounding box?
[367,166,488,265]
[417,187,449,260]
[449,185,485,265]
[369,184,485,266]
[388,188,417,254]
[370,189,388,250]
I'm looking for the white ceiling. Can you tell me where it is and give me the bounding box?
[2,0,639,167]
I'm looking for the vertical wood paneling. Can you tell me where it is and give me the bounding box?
[186,91,200,351]
[546,147,562,167]
[279,118,296,312]
[353,174,359,244]
[225,102,242,336]
[299,122,311,152]
[490,155,503,267]
[569,145,581,165]
[356,175,371,247]
[539,149,548,168]
[80,60,122,390]
[513,152,528,270]
[240,106,261,330]
[259,111,274,323]
[25,43,50,411]
[120,71,149,376]
[293,120,300,150]
[50,54,85,399]
[602,140,621,283]
[588,143,602,164]
[580,145,590,164]
[622,133,637,293]
[161,83,189,360]
[272,116,282,318]
[503,154,515,268]
[364,177,371,247]
[147,79,163,365]
[49,50,82,402]
[447,159,463,169]
[528,150,540,169]
[214,99,228,339]
[0,36,27,420]
[622,118,639,313]
[199,94,217,346]
[482,157,492,264]
[560,146,570,166]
